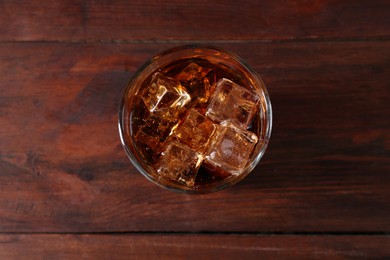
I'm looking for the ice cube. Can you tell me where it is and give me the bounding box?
[135,111,179,153]
[157,141,203,187]
[205,78,259,128]
[174,108,217,153]
[205,121,258,176]
[141,72,191,113]
[175,62,215,104]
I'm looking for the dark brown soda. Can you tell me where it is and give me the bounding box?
[131,58,262,187]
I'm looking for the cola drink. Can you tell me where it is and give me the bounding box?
[119,46,272,193]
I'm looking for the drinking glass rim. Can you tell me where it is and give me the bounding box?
[118,44,272,194]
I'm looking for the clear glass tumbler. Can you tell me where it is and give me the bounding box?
[119,45,272,193]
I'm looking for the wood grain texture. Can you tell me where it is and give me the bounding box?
[1,0,389,41]
[0,42,389,233]
[0,234,389,259]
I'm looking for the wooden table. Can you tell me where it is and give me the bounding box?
[1,1,389,258]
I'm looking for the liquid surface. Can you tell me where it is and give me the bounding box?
[131,58,263,188]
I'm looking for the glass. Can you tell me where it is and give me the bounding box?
[118,45,272,193]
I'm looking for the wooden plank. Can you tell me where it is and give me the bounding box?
[0,42,389,232]
[1,0,389,41]
[0,234,389,259]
